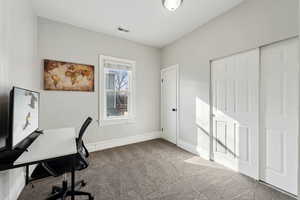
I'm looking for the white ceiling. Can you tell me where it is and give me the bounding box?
[31,0,245,48]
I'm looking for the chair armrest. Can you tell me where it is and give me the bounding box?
[41,162,59,177]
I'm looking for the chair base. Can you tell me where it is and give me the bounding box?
[46,180,93,200]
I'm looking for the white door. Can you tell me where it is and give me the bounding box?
[260,38,299,195]
[211,49,259,179]
[161,65,178,144]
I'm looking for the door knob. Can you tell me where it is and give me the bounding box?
[172,108,177,112]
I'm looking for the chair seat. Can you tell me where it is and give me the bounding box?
[31,154,88,180]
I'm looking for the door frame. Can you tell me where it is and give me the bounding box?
[161,65,180,145]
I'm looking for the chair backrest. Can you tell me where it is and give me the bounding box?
[78,117,93,143]
[40,117,93,175]
[77,117,92,160]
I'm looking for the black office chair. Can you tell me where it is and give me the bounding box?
[31,117,94,200]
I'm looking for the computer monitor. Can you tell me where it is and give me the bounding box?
[8,87,40,149]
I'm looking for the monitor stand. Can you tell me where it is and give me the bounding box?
[0,131,40,164]
[35,129,44,134]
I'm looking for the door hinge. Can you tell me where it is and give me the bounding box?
[161,79,164,83]
[161,128,163,132]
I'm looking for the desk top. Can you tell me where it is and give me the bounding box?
[14,128,77,165]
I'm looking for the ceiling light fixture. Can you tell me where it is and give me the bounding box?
[162,0,183,12]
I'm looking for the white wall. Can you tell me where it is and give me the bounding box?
[37,18,161,144]
[0,0,38,200]
[298,2,300,199]
[161,0,299,158]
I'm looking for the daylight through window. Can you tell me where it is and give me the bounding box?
[100,56,135,125]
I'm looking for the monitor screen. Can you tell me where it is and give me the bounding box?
[11,87,39,148]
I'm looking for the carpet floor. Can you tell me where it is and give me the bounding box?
[18,139,295,200]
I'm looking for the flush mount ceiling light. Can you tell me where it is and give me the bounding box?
[162,0,183,11]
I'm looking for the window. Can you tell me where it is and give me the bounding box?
[99,55,136,125]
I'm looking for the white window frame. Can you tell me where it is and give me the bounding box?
[99,55,136,126]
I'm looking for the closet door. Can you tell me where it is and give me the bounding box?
[260,38,299,195]
[211,49,259,179]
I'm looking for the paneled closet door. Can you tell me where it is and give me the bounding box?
[260,38,299,195]
[211,49,260,179]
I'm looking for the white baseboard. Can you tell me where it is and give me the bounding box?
[177,139,198,155]
[177,139,210,160]
[86,131,162,152]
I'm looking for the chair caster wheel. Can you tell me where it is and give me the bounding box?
[81,180,87,187]
[51,186,60,194]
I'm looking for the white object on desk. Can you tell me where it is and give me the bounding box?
[14,128,77,165]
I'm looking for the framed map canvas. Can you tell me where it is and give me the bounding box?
[44,59,94,92]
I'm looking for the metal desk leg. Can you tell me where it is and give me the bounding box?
[71,157,75,200]
[25,165,29,185]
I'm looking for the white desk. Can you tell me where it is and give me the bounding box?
[14,128,77,165]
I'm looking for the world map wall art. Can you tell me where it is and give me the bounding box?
[44,59,94,92]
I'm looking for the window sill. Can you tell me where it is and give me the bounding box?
[98,117,136,127]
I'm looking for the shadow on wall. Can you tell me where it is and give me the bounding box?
[195,96,210,158]
[0,93,9,150]
[0,68,11,200]
[195,96,244,165]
